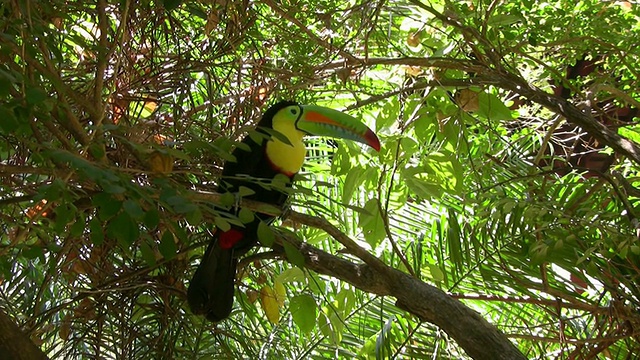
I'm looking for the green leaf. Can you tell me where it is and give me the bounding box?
[25,87,48,105]
[89,217,104,245]
[143,208,160,229]
[487,14,524,27]
[159,231,177,260]
[214,217,231,232]
[319,312,342,345]
[238,186,256,197]
[271,173,291,192]
[69,214,85,238]
[342,166,364,204]
[238,208,255,223]
[170,222,188,243]
[257,222,275,246]
[277,267,306,283]
[247,129,269,147]
[359,199,386,248]
[428,263,445,282]
[283,241,305,267]
[0,106,19,134]
[377,98,400,132]
[23,245,44,260]
[123,199,144,219]
[185,207,202,226]
[92,193,122,221]
[107,212,139,247]
[336,289,356,316]
[88,143,105,160]
[140,240,156,266]
[219,192,235,207]
[290,294,317,334]
[53,203,75,233]
[376,316,395,360]
[448,208,463,269]
[163,0,182,10]
[306,273,326,295]
[477,92,514,121]
[261,127,292,146]
[166,195,197,214]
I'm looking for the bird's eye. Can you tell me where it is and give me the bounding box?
[290,108,298,115]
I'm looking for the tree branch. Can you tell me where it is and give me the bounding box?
[0,308,48,360]
[279,232,526,360]
[192,191,525,359]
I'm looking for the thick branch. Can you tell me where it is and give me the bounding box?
[0,309,48,360]
[281,234,526,360]
[489,72,640,165]
[193,191,526,358]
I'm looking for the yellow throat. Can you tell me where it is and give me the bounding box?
[265,121,306,176]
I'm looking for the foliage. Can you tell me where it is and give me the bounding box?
[1,0,640,358]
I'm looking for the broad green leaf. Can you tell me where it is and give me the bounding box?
[283,241,305,268]
[69,214,85,238]
[143,208,160,229]
[0,106,19,134]
[25,87,48,105]
[170,222,188,243]
[336,288,356,316]
[107,212,139,248]
[477,92,515,121]
[214,217,231,232]
[307,273,327,295]
[376,98,400,132]
[159,231,177,260]
[342,166,364,204]
[89,217,104,245]
[238,186,256,197]
[428,263,445,282]
[162,0,182,11]
[53,203,75,233]
[167,195,197,214]
[22,245,44,260]
[238,208,255,223]
[219,192,235,207]
[487,14,524,26]
[277,267,306,283]
[185,207,202,226]
[93,193,122,221]
[123,199,144,219]
[359,199,386,248]
[290,294,316,334]
[257,222,275,246]
[140,240,156,266]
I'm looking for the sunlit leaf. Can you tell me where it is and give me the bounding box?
[260,286,280,324]
[290,294,316,334]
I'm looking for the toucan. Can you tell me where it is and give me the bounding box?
[187,100,380,322]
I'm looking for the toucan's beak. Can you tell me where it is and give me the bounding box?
[296,105,381,151]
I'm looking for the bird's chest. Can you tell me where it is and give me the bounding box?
[265,139,306,176]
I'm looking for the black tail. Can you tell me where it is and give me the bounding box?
[187,235,237,322]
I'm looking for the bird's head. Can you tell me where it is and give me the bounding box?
[260,100,381,151]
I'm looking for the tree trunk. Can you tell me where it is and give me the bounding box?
[0,309,48,360]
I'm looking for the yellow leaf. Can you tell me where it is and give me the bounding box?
[260,286,280,324]
[406,32,421,47]
[274,280,286,307]
[148,151,174,174]
[59,315,71,341]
